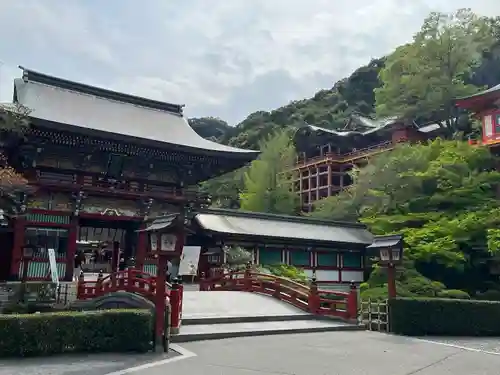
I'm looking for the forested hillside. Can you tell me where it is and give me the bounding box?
[192,9,500,207]
[190,58,385,150]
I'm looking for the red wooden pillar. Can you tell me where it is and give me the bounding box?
[156,225,185,339]
[111,241,120,274]
[136,224,147,271]
[347,282,358,321]
[65,217,78,281]
[308,279,320,314]
[169,280,181,334]
[10,217,25,280]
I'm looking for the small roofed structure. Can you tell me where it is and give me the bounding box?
[455,84,500,148]
[146,208,374,290]
[366,234,404,257]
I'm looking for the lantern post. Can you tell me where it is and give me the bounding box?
[145,212,187,346]
[366,235,404,299]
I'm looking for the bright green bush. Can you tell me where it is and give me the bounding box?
[263,264,308,283]
[360,282,416,301]
[0,309,153,357]
[390,297,500,336]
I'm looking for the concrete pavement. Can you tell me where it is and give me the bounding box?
[182,290,312,319]
[3,332,500,375]
[140,332,500,375]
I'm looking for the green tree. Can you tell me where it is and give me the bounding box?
[375,9,496,135]
[239,130,299,215]
[312,140,500,292]
[0,103,31,215]
[199,169,246,209]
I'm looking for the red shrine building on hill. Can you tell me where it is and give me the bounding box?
[291,83,500,212]
[455,84,500,153]
[0,67,259,281]
[291,115,447,212]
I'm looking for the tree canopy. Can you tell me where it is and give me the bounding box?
[0,104,30,198]
[239,130,299,215]
[312,140,500,293]
[375,9,498,135]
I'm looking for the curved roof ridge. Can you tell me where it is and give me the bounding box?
[12,67,260,156]
[19,66,184,115]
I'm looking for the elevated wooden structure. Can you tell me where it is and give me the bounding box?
[292,116,445,211]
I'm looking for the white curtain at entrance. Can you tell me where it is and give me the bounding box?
[78,227,126,244]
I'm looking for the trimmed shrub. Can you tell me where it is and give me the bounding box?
[2,302,69,314]
[263,264,308,284]
[0,309,153,357]
[437,289,470,299]
[389,297,500,336]
[475,289,500,301]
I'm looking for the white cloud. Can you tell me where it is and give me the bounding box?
[0,0,499,124]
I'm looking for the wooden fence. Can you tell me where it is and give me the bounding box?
[360,299,389,332]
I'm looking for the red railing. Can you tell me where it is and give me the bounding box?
[76,268,171,301]
[199,269,358,321]
[296,141,394,168]
[76,268,183,334]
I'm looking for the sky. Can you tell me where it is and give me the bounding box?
[0,1,499,125]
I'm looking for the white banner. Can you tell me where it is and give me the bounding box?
[150,233,158,251]
[160,234,177,251]
[179,246,201,276]
[47,248,59,286]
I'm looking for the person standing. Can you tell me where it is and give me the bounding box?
[74,251,84,281]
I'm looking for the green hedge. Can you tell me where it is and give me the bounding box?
[389,298,500,336]
[0,309,153,357]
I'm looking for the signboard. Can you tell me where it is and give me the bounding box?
[160,234,176,251]
[47,249,59,286]
[179,246,201,276]
[150,233,158,251]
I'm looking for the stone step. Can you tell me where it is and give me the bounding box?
[171,319,363,343]
[182,313,319,325]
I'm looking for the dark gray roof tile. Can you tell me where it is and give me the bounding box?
[193,209,374,245]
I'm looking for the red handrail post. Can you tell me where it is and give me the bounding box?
[347,282,358,321]
[308,277,320,314]
[244,262,252,291]
[273,280,281,299]
[96,270,104,297]
[76,271,85,299]
[126,267,133,293]
[169,278,182,334]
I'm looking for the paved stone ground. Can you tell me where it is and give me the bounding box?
[143,332,500,375]
[3,332,500,374]
[421,336,500,354]
[182,290,311,319]
[0,350,178,375]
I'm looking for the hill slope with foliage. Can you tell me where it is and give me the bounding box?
[193,9,500,206]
